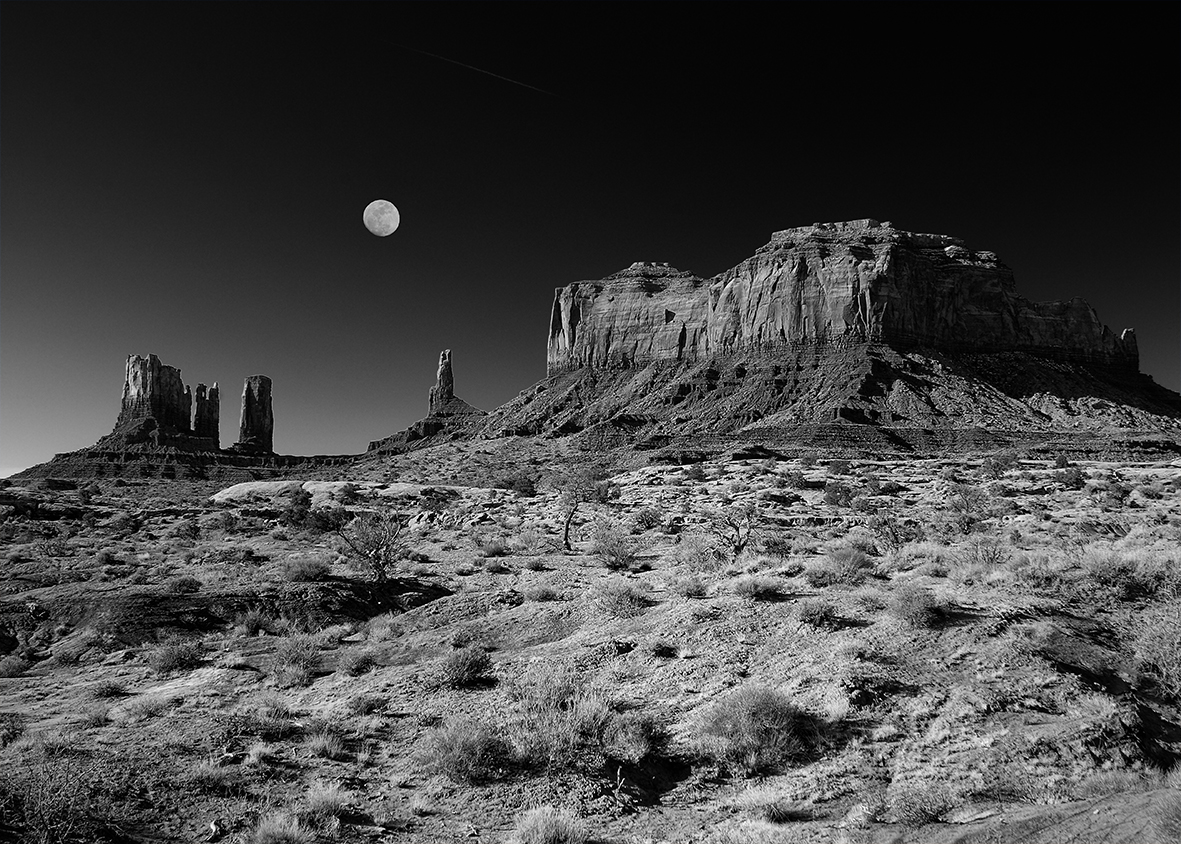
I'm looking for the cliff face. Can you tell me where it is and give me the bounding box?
[547,220,1139,375]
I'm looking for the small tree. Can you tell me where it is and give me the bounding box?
[335,512,406,582]
[710,503,756,559]
[551,463,611,551]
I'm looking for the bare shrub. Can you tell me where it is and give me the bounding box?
[823,482,854,507]
[0,750,135,844]
[336,512,406,582]
[633,507,664,532]
[670,575,708,598]
[165,575,202,594]
[695,685,819,776]
[525,583,561,602]
[514,805,588,844]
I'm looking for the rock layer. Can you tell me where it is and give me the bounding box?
[236,376,274,454]
[547,220,1139,375]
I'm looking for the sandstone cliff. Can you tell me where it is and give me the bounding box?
[548,220,1138,375]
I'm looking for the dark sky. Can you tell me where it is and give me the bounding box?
[2,3,1178,475]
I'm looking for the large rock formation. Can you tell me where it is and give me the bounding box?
[548,220,1139,374]
[235,376,274,454]
[193,383,220,448]
[483,220,1180,453]
[117,354,192,433]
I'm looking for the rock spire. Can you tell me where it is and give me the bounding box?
[235,375,274,453]
[193,383,220,448]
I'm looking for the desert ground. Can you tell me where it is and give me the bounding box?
[2,442,1180,843]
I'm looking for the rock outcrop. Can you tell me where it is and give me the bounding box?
[235,376,274,454]
[116,354,192,433]
[368,350,485,452]
[548,220,1139,375]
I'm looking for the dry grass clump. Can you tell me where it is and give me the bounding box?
[165,575,202,594]
[304,728,347,761]
[272,633,321,687]
[525,583,561,601]
[438,646,494,688]
[888,584,945,628]
[670,575,708,598]
[1157,791,1181,840]
[88,680,126,699]
[185,759,245,795]
[513,805,588,844]
[732,574,786,600]
[251,812,316,844]
[889,782,958,826]
[1134,601,1181,699]
[593,579,651,618]
[337,649,377,676]
[425,718,515,783]
[146,636,203,673]
[804,547,874,587]
[0,654,32,678]
[302,780,350,825]
[282,556,331,582]
[796,598,840,628]
[1071,769,1158,799]
[695,685,820,776]
[0,712,27,747]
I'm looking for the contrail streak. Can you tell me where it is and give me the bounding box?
[385,40,562,98]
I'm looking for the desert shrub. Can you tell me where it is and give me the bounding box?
[279,489,314,528]
[169,518,200,540]
[957,536,1010,572]
[497,473,538,497]
[0,712,26,747]
[591,521,637,571]
[1134,601,1181,699]
[483,557,511,574]
[236,608,279,636]
[670,575,708,598]
[123,695,177,721]
[476,534,511,558]
[166,575,202,594]
[147,636,203,673]
[682,463,707,482]
[981,449,1020,479]
[89,680,125,699]
[710,504,757,557]
[760,535,794,558]
[826,459,851,475]
[823,482,854,507]
[633,507,664,532]
[338,512,406,582]
[272,634,321,687]
[798,451,818,468]
[889,584,944,628]
[251,812,316,844]
[513,805,588,844]
[1054,453,1071,469]
[283,556,331,582]
[732,575,785,601]
[426,718,514,783]
[796,598,839,627]
[345,694,385,716]
[338,650,376,676]
[439,646,494,688]
[890,782,958,826]
[867,515,924,552]
[1072,770,1155,799]
[525,583,561,602]
[677,533,727,571]
[1055,467,1087,489]
[515,528,549,556]
[804,547,874,587]
[593,580,651,618]
[94,549,119,566]
[695,685,819,776]
[0,654,32,678]
[304,727,347,761]
[781,470,808,490]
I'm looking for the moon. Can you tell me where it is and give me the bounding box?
[363,199,400,237]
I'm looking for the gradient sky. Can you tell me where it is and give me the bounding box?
[2,3,1178,476]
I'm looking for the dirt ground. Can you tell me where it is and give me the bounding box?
[2,444,1180,843]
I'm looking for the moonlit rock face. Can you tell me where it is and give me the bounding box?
[363,199,400,236]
